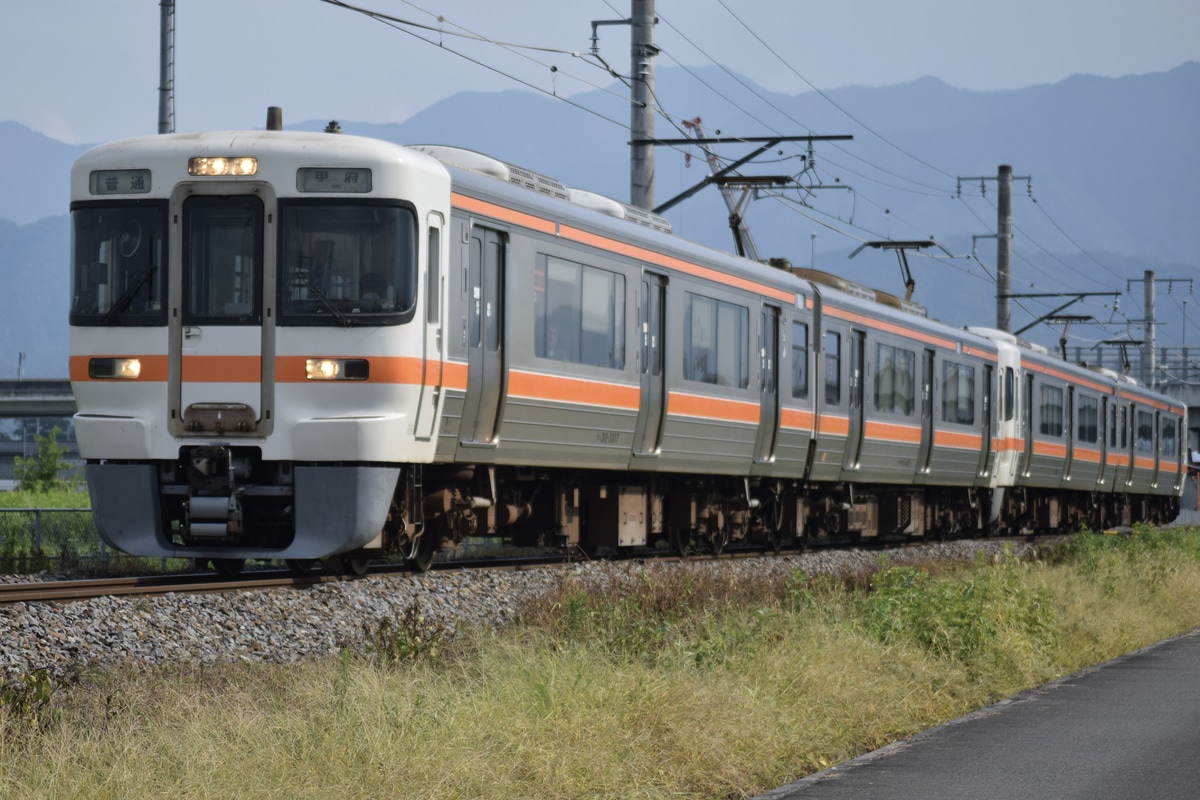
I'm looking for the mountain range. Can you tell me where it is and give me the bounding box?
[1,63,1196,378]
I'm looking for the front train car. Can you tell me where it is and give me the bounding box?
[68,128,449,569]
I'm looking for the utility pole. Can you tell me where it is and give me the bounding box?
[997,165,1013,331]
[957,165,1030,333]
[158,0,175,134]
[1127,272,1194,388]
[629,0,657,210]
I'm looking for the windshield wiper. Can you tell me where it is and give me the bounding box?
[101,265,157,325]
[305,278,354,327]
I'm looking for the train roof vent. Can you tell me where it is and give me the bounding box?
[967,326,1017,344]
[874,289,928,318]
[1086,364,1120,380]
[566,188,673,233]
[618,202,673,234]
[790,267,876,303]
[505,163,570,201]
[412,145,510,180]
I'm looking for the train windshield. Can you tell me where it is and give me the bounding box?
[70,201,169,326]
[279,200,417,326]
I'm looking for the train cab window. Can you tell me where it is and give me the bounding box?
[1135,410,1154,453]
[184,196,264,324]
[942,361,976,425]
[535,256,625,369]
[791,321,808,399]
[1077,395,1099,444]
[279,200,417,326]
[70,201,169,326]
[684,293,748,387]
[824,331,841,406]
[1038,384,1063,437]
[874,343,915,416]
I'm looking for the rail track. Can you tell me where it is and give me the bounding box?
[0,534,1048,606]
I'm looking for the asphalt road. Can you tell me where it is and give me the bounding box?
[756,630,1200,799]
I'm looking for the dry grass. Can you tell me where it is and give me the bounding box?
[1,527,1198,799]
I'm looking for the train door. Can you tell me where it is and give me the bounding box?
[915,349,935,473]
[414,213,444,441]
[1100,397,1111,485]
[754,306,781,462]
[460,225,505,445]
[632,272,666,456]
[1124,402,1135,487]
[169,192,271,437]
[975,365,995,478]
[842,329,866,469]
[1020,373,1035,477]
[1152,410,1162,487]
[1061,387,1075,481]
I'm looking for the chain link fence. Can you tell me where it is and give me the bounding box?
[0,508,192,574]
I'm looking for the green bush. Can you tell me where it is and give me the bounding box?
[861,558,1058,669]
[12,428,73,493]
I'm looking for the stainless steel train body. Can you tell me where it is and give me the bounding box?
[68,129,1186,567]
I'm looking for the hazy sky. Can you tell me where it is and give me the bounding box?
[6,0,1197,144]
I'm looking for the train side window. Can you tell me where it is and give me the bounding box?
[874,343,915,416]
[1077,395,1099,444]
[1135,409,1154,453]
[684,293,748,388]
[942,361,976,425]
[1109,404,1118,447]
[426,223,440,325]
[1160,416,1176,457]
[1003,367,1015,421]
[824,331,841,406]
[1038,384,1063,437]
[534,255,625,369]
[791,321,808,399]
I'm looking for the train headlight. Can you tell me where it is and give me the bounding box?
[188,157,258,176]
[305,358,369,381]
[88,357,142,379]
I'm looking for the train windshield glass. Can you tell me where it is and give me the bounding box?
[70,201,169,326]
[279,200,417,326]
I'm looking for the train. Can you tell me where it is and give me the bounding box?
[67,117,1186,573]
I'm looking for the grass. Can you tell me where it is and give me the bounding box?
[1,526,1198,799]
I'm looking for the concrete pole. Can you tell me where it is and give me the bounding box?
[1144,269,1156,387]
[630,0,656,210]
[996,165,1013,332]
[158,0,175,134]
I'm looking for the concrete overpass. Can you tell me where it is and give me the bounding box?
[0,380,76,417]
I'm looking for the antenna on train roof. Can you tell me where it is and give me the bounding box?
[324,120,343,134]
[266,107,283,131]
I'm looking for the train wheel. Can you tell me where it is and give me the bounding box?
[763,496,786,554]
[345,555,371,576]
[211,558,245,577]
[405,532,435,573]
[669,526,694,558]
[710,526,729,556]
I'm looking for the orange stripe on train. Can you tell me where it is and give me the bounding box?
[508,370,639,410]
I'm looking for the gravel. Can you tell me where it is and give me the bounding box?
[0,539,1048,684]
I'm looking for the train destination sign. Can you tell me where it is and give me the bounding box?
[89,169,151,195]
[296,167,372,193]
